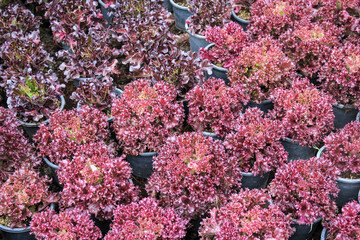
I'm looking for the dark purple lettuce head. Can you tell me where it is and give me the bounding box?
[0,165,57,228]
[43,0,105,46]
[187,0,232,35]
[0,107,39,186]
[57,25,120,81]
[149,49,211,97]
[0,33,53,74]
[0,4,41,44]
[3,70,63,123]
[71,77,116,115]
[111,0,176,76]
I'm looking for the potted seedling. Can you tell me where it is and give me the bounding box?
[224,107,288,189]
[58,142,139,229]
[71,77,122,122]
[57,25,119,85]
[104,197,188,239]
[319,121,360,207]
[199,189,294,239]
[267,78,335,160]
[146,132,242,219]
[321,201,360,240]
[186,77,243,138]
[34,106,111,184]
[0,165,56,240]
[31,207,102,240]
[227,36,294,110]
[318,42,360,129]
[111,79,184,178]
[268,157,339,240]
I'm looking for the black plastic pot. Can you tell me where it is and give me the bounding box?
[98,0,115,25]
[0,225,35,240]
[126,152,157,178]
[332,104,358,129]
[336,177,360,208]
[241,171,270,189]
[230,10,249,31]
[281,137,316,161]
[203,43,229,85]
[289,217,322,240]
[163,0,172,12]
[169,0,192,32]
[202,131,222,140]
[243,99,274,113]
[185,23,210,53]
[19,95,66,140]
[321,228,327,240]
[43,157,62,187]
[317,146,360,208]
[92,216,112,236]
[0,203,55,240]
[76,88,123,123]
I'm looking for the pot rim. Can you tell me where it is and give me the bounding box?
[316,146,360,183]
[127,152,157,157]
[231,10,249,24]
[169,0,189,10]
[321,228,327,240]
[0,203,55,233]
[18,95,66,127]
[185,22,206,39]
[203,43,228,72]
[98,0,116,8]
[43,157,59,170]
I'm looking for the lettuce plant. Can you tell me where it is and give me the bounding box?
[322,121,360,177]
[104,197,188,240]
[149,49,211,97]
[34,106,111,165]
[268,157,339,224]
[324,201,360,240]
[57,25,119,81]
[112,79,184,155]
[0,165,56,228]
[199,189,294,239]
[0,4,41,44]
[58,142,139,220]
[315,0,360,38]
[186,77,243,137]
[0,107,38,186]
[0,33,53,75]
[319,42,360,109]
[31,207,102,240]
[111,0,175,75]
[2,70,64,122]
[200,22,249,68]
[248,0,314,39]
[186,0,232,35]
[224,107,287,175]
[228,36,294,105]
[71,77,116,114]
[43,0,105,46]
[146,132,242,219]
[280,23,341,78]
[267,78,335,147]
